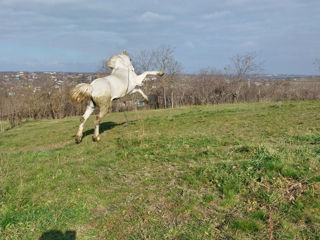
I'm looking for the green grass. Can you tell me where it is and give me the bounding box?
[0,100,319,239]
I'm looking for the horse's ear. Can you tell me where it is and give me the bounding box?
[122,50,128,56]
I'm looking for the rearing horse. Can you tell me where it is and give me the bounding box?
[71,50,163,143]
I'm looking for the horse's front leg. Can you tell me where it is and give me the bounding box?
[136,71,164,84]
[143,71,164,77]
[129,88,149,103]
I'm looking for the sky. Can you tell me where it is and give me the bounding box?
[0,0,319,74]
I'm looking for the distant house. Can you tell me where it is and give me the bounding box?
[33,87,41,92]
[56,80,64,85]
[136,98,145,107]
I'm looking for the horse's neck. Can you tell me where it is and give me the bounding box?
[111,69,137,83]
[111,68,137,90]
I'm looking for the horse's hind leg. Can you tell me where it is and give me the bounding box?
[93,101,111,142]
[75,100,95,143]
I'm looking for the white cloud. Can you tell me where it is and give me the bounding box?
[202,11,232,19]
[0,0,319,73]
[185,41,194,48]
[1,0,80,6]
[139,11,174,22]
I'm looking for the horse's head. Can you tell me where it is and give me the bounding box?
[107,50,134,72]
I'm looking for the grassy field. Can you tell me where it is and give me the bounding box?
[0,100,319,239]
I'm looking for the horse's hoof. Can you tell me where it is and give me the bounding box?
[75,135,82,144]
[92,136,100,142]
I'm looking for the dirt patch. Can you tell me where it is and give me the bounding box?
[284,180,305,202]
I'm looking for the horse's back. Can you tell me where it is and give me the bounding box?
[91,77,111,98]
[91,76,124,100]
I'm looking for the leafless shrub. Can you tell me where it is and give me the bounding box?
[0,51,319,129]
[0,74,88,128]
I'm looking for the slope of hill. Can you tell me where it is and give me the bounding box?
[0,101,319,239]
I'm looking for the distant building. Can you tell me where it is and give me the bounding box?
[33,87,41,92]
[55,80,64,85]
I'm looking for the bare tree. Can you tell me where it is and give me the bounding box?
[314,58,320,73]
[225,52,263,102]
[133,46,182,108]
[230,52,262,80]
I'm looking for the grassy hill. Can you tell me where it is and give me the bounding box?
[0,100,319,239]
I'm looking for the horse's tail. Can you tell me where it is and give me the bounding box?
[71,83,93,103]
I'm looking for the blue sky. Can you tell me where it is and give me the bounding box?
[0,0,319,74]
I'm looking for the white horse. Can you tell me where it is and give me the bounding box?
[71,50,163,143]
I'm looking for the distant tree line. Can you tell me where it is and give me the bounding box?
[0,46,319,130]
[0,78,87,129]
